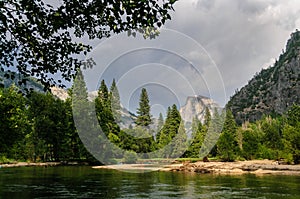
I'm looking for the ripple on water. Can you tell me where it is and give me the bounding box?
[1,167,300,199]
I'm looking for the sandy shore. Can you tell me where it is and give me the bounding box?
[93,164,166,171]
[93,160,300,175]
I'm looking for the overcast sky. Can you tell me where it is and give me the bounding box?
[167,0,300,97]
[79,0,300,117]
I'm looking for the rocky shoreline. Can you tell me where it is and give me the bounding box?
[93,160,300,175]
[164,160,300,175]
[2,160,300,176]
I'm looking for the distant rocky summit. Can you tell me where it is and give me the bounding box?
[180,95,221,124]
[50,88,137,128]
[227,30,300,124]
[50,87,69,101]
[51,89,220,129]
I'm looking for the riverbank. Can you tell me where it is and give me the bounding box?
[168,160,300,175]
[2,160,300,176]
[0,161,89,168]
[93,160,300,175]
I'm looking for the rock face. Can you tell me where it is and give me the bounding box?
[50,87,69,101]
[227,30,300,124]
[180,95,221,124]
[87,91,98,101]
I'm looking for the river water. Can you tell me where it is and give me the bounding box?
[0,166,299,198]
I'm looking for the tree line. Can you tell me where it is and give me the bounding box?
[1,72,300,164]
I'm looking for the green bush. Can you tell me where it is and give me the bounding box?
[257,145,277,160]
[124,151,138,164]
[0,156,15,164]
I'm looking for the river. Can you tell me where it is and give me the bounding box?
[0,166,299,198]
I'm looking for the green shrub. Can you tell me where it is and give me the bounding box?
[124,151,138,164]
[257,145,277,160]
[0,156,15,164]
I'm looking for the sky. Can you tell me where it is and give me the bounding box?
[166,0,300,98]
[74,0,300,117]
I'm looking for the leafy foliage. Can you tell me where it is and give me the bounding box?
[282,105,300,163]
[124,151,138,164]
[0,85,29,158]
[0,0,177,89]
[241,129,259,160]
[2,77,300,164]
[119,127,156,154]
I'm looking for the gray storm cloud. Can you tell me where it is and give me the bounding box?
[166,0,300,103]
[80,0,300,113]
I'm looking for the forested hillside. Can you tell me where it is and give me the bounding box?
[227,30,300,124]
[0,70,44,92]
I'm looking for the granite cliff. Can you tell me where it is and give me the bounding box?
[180,95,220,124]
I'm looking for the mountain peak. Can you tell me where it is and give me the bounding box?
[180,95,220,124]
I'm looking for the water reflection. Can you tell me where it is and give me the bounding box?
[0,166,299,198]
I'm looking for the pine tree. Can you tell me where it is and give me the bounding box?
[241,129,259,160]
[68,69,95,162]
[157,104,182,158]
[204,107,211,127]
[155,113,164,140]
[136,88,152,127]
[96,80,111,133]
[222,109,237,134]
[98,79,109,102]
[156,108,170,143]
[286,104,300,127]
[157,113,164,132]
[71,69,88,103]
[169,104,181,130]
[261,116,283,154]
[185,117,206,158]
[216,109,238,161]
[110,79,121,123]
[94,80,124,162]
[171,121,187,158]
[283,105,300,163]
[191,116,200,135]
[95,80,120,141]
[110,79,120,108]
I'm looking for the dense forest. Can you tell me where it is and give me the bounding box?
[1,70,300,164]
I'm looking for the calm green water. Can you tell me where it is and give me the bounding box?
[0,166,299,199]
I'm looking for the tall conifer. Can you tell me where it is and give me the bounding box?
[136,88,152,127]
